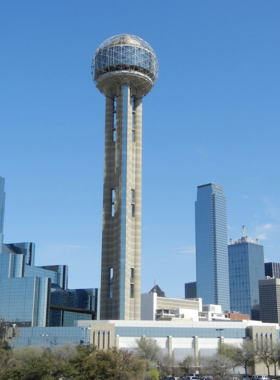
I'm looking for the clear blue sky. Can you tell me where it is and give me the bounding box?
[1,1,279,298]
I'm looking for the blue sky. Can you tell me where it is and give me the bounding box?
[0,1,279,299]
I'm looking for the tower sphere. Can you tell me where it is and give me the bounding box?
[91,34,159,97]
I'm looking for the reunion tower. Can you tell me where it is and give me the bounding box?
[91,34,159,320]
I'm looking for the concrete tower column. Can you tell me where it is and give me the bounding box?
[133,96,142,320]
[100,84,142,320]
[92,34,159,320]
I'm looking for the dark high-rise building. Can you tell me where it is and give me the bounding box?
[185,282,197,298]
[265,262,280,278]
[195,183,230,311]
[0,177,5,253]
[259,278,280,323]
[228,226,264,320]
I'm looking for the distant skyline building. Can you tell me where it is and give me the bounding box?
[228,226,264,320]
[91,34,158,320]
[195,183,230,311]
[259,278,280,324]
[0,176,98,327]
[0,176,5,253]
[265,262,280,279]
[185,281,197,299]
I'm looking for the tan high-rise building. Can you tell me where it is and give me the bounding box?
[91,35,159,320]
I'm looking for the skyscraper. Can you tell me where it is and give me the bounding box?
[265,262,280,278]
[91,35,159,320]
[259,278,280,323]
[195,183,230,311]
[229,226,264,319]
[0,176,6,254]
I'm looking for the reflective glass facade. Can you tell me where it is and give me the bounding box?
[0,274,50,327]
[0,176,98,334]
[229,241,264,319]
[3,242,35,266]
[185,282,197,298]
[13,326,88,348]
[50,288,97,327]
[0,177,5,253]
[195,184,230,311]
[95,46,156,80]
[265,262,280,278]
[51,288,97,311]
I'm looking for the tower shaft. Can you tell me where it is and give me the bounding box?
[100,84,142,320]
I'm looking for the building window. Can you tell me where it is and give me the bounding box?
[130,268,134,280]
[113,98,116,141]
[131,190,135,217]
[132,112,135,141]
[109,268,113,298]
[111,189,115,217]
[130,284,134,298]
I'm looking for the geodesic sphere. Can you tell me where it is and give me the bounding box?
[91,34,159,97]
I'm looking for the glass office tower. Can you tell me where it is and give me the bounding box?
[0,177,5,253]
[195,183,230,311]
[265,262,280,278]
[0,176,98,327]
[229,230,264,319]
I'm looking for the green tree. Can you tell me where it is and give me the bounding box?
[270,342,280,376]
[134,337,161,364]
[221,341,255,375]
[179,355,195,375]
[255,341,273,376]
[203,354,235,380]
[82,347,145,380]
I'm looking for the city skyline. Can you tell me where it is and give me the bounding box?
[1,1,280,299]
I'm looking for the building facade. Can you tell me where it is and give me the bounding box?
[265,262,280,278]
[91,35,158,320]
[259,278,280,324]
[228,228,264,319]
[185,281,197,299]
[195,183,230,311]
[0,176,5,253]
[0,177,98,328]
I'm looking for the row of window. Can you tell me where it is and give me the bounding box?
[108,268,134,299]
[112,99,137,142]
[111,189,135,217]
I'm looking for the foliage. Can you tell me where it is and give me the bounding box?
[221,341,255,374]
[179,355,195,374]
[157,354,180,377]
[144,369,160,380]
[202,354,235,380]
[81,347,145,380]
[254,341,280,376]
[134,336,162,363]
[269,342,280,376]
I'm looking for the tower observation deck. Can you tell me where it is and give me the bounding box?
[92,35,158,320]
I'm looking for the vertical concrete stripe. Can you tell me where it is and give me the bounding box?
[120,85,128,320]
